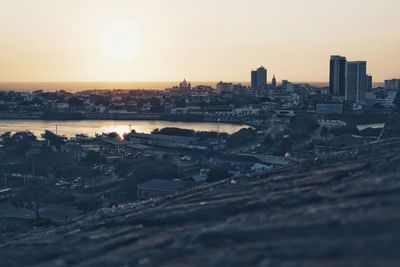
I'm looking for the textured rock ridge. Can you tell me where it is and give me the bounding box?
[1,139,400,267]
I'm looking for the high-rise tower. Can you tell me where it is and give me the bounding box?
[346,61,367,103]
[251,66,267,96]
[329,55,347,97]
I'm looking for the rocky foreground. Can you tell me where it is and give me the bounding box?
[2,139,400,267]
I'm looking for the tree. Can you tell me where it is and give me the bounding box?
[123,130,136,141]
[103,132,122,141]
[11,183,49,220]
[2,131,37,155]
[227,128,257,148]
[11,131,37,144]
[289,115,320,138]
[207,167,231,182]
[0,131,11,146]
[24,152,74,177]
[42,130,66,149]
[151,127,195,137]
[82,151,105,166]
[274,135,293,155]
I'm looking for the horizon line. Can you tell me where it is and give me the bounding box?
[0,80,336,84]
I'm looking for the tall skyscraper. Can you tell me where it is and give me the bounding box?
[251,66,267,96]
[329,55,347,97]
[346,61,367,102]
[251,70,258,90]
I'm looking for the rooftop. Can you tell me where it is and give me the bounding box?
[132,133,196,142]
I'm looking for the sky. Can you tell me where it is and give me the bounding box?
[0,0,399,83]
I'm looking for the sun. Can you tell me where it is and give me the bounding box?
[101,20,142,62]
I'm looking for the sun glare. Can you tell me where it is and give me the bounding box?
[100,20,142,62]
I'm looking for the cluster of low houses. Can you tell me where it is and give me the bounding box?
[57,132,293,200]
[137,153,291,201]
[3,129,293,201]
[1,77,399,121]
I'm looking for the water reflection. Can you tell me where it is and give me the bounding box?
[0,120,247,138]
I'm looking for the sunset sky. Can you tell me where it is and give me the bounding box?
[0,0,399,83]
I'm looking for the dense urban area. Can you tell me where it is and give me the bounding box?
[1,57,400,266]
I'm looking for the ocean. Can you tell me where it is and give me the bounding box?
[0,82,385,92]
[0,82,240,92]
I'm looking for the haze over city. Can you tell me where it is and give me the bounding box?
[0,0,399,83]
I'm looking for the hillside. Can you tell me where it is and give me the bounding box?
[1,139,400,267]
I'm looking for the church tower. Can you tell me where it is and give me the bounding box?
[272,75,277,89]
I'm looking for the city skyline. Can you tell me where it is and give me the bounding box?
[1,0,400,83]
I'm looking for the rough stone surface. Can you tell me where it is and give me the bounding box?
[2,139,400,267]
[380,92,400,140]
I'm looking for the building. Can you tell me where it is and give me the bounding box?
[190,94,210,103]
[271,75,277,89]
[316,103,344,115]
[54,102,70,112]
[193,169,210,182]
[274,109,295,117]
[131,133,196,148]
[179,79,192,90]
[346,61,367,103]
[251,66,267,96]
[131,133,225,151]
[251,163,273,173]
[205,106,233,116]
[318,119,346,129]
[282,80,294,92]
[216,82,233,94]
[367,75,373,90]
[329,55,347,97]
[385,79,400,90]
[62,143,87,161]
[366,90,397,109]
[217,82,248,95]
[171,106,203,115]
[137,179,197,200]
[232,107,261,117]
[251,71,257,95]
